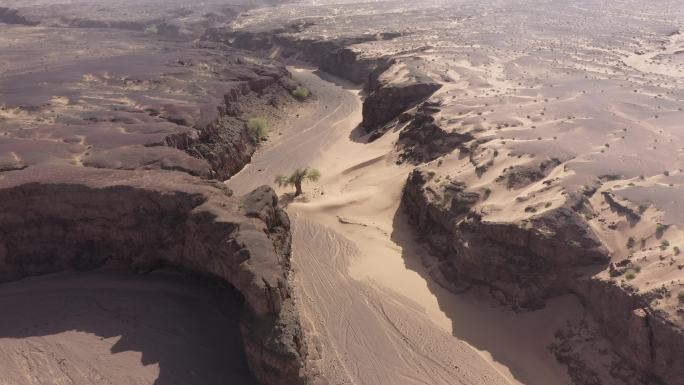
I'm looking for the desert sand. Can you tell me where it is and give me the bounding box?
[2,0,684,384]
[228,67,589,385]
[0,269,256,385]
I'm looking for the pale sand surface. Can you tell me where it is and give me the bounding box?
[0,269,256,385]
[235,0,684,319]
[228,67,580,385]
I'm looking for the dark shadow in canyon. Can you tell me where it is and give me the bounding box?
[0,268,258,385]
[390,201,557,385]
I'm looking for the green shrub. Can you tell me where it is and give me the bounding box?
[275,167,321,196]
[625,271,637,280]
[292,86,310,99]
[660,240,670,250]
[144,25,159,35]
[483,188,491,200]
[247,117,269,142]
[656,223,668,234]
[679,291,684,302]
[674,246,681,256]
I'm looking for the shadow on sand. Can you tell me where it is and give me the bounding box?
[0,269,257,385]
[390,201,583,385]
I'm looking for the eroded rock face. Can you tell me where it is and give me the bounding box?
[0,165,307,385]
[402,169,684,383]
[0,20,307,384]
[571,278,684,385]
[0,26,296,182]
[398,110,473,162]
[363,81,441,132]
[207,28,393,86]
[403,169,608,308]
[203,26,445,137]
[0,7,39,26]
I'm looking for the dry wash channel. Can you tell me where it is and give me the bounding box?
[228,67,587,385]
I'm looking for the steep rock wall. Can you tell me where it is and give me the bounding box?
[0,165,307,385]
[402,169,683,384]
[202,27,441,136]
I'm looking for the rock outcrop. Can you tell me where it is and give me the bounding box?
[402,169,684,384]
[0,7,39,26]
[363,78,441,133]
[204,26,443,138]
[571,278,684,385]
[206,27,394,86]
[397,108,473,162]
[0,165,307,385]
[0,21,308,385]
[204,26,448,138]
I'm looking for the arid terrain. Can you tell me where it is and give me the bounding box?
[0,0,683,385]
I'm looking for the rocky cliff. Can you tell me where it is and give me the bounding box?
[0,165,307,385]
[402,169,684,384]
[203,26,442,137]
[0,22,309,385]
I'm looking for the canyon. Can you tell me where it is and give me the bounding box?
[0,1,683,385]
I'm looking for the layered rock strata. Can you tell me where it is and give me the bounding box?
[402,169,683,384]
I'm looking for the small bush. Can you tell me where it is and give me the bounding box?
[660,240,670,250]
[292,86,310,99]
[568,240,581,248]
[656,223,668,235]
[144,25,159,35]
[247,117,269,142]
[679,291,684,302]
[625,271,637,280]
[674,246,681,256]
[483,188,491,200]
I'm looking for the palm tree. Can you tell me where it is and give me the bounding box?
[274,167,321,196]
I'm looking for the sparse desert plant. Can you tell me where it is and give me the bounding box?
[656,223,668,237]
[292,86,310,99]
[675,246,681,256]
[247,117,269,142]
[144,25,159,35]
[660,240,670,250]
[679,291,684,303]
[274,167,321,196]
[625,270,637,280]
[483,187,492,200]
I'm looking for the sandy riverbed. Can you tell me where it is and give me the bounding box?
[228,67,584,385]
